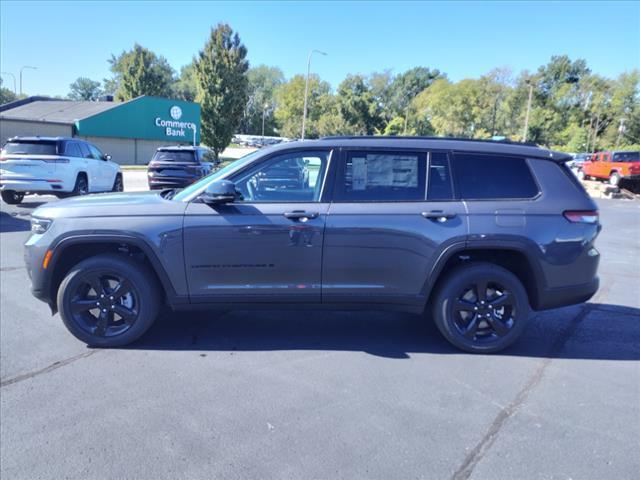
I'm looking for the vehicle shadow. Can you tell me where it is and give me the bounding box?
[0,211,30,233]
[127,302,640,360]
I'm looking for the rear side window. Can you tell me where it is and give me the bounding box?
[63,142,81,157]
[336,151,426,201]
[452,153,539,200]
[1,141,58,155]
[427,152,454,200]
[152,150,197,163]
[613,151,639,162]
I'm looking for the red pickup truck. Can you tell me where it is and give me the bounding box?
[579,151,640,186]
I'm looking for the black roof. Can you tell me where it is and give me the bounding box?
[267,136,572,162]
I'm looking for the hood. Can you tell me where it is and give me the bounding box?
[33,190,188,219]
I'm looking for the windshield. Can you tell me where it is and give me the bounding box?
[152,150,196,163]
[172,150,263,201]
[1,141,58,156]
[613,152,640,162]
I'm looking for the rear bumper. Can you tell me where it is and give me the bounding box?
[148,176,197,189]
[0,178,67,193]
[535,276,599,311]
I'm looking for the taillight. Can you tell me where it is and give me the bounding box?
[563,210,599,224]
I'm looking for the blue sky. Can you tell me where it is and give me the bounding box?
[1,1,638,97]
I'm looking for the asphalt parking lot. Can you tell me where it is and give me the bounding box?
[1,179,639,479]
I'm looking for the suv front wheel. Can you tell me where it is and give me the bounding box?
[57,254,160,347]
[431,262,529,353]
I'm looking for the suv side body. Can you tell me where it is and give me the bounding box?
[0,136,121,203]
[25,137,601,352]
[147,146,218,190]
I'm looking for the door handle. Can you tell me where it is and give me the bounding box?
[284,211,319,222]
[421,210,457,222]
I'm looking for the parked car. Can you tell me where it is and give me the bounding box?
[25,136,600,353]
[147,146,218,190]
[0,136,122,205]
[579,150,640,185]
[568,153,592,170]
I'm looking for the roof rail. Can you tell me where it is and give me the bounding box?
[320,135,540,148]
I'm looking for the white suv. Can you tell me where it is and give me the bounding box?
[0,137,122,205]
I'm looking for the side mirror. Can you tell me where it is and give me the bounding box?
[201,180,236,205]
[103,154,112,161]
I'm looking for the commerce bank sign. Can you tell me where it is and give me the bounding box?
[155,106,196,138]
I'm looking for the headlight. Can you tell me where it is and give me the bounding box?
[31,217,53,235]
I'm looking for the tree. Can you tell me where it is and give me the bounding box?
[336,74,382,135]
[172,62,198,102]
[240,65,285,135]
[274,74,332,138]
[389,67,445,117]
[68,77,102,100]
[195,23,249,158]
[108,44,175,101]
[0,78,16,104]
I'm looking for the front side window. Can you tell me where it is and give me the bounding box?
[88,144,104,160]
[336,151,426,202]
[452,153,539,200]
[232,150,329,203]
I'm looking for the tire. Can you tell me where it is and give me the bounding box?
[112,173,124,192]
[431,262,530,354]
[609,172,621,187]
[1,190,25,205]
[71,174,89,196]
[57,253,160,347]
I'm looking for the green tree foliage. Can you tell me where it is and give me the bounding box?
[240,65,285,135]
[195,23,249,157]
[108,44,175,101]
[172,62,198,102]
[389,67,445,117]
[274,74,332,138]
[0,78,17,104]
[336,74,382,135]
[68,77,102,100]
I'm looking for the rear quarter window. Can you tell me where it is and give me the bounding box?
[452,153,539,200]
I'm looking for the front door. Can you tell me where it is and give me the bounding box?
[322,149,468,308]
[183,149,333,303]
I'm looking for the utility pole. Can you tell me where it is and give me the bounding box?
[1,72,17,95]
[301,50,327,140]
[19,66,37,96]
[616,118,626,148]
[262,103,269,140]
[522,82,534,142]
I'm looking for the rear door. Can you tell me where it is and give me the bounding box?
[322,149,468,309]
[87,143,113,191]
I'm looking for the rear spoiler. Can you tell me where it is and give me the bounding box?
[547,151,574,163]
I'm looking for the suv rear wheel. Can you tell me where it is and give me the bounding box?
[72,174,89,196]
[431,262,529,353]
[1,190,25,205]
[57,254,160,347]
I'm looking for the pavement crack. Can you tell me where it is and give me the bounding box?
[0,349,101,388]
[451,304,596,480]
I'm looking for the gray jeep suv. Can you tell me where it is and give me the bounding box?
[25,137,601,353]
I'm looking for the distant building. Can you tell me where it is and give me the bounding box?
[0,96,201,165]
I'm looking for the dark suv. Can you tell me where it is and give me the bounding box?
[147,146,217,190]
[25,137,601,353]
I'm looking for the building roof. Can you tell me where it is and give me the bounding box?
[0,100,119,124]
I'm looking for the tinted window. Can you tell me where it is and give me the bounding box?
[452,154,539,199]
[88,144,104,160]
[1,141,58,155]
[63,142,81,157]
[152,151,196,163]
[78,142,92,158]
[613,151,639,162]
[233,150,329,203]
[337,151,426,201]
[427,152,454,200]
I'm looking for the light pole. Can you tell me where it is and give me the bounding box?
[301,49,327,140]
[1,72,17,95]
[262,103,269,141]
[522,81,534,142]
[19,66,37,96]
